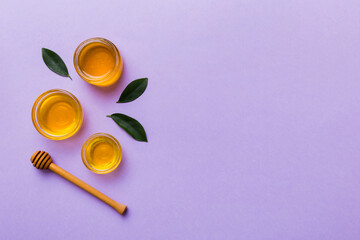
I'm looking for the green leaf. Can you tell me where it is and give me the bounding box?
[107,113,148,142]
[42,48,72,80]
[117,78,148,103]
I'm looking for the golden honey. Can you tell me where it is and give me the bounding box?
[74,38,123,87]
[32,89,83,140]
[82,133,122,174]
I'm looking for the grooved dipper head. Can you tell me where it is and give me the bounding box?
[31,151,53,169]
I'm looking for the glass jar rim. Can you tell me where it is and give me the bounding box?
[31,89,83,140]
[81,133,122,174]
[73,37,122,85]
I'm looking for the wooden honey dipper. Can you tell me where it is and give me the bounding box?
[30,150,127,215]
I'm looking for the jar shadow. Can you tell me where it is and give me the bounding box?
[92,151,129,182]
[39,111,90,158]
[81,63,129,99]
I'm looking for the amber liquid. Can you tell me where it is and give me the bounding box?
[78,42,117,83]
[84,136,120,171]
[37,92,80,136]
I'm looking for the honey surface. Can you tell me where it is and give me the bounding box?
[37,93,79,136]
[85,136,119,171]
[79,42,115,77]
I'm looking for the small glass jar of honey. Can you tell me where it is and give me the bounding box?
[73,37,123,87]
[81,133,122,174]
[31,89,83,140]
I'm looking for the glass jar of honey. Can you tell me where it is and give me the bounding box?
[81,133,122,174]
[31,89,83,140]
[73,37,123,87]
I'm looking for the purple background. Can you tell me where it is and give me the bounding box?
[1,0,360,239]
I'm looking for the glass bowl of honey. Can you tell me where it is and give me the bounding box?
[73,37,123,87]
[81,133,122,174]
[31,89,83,140]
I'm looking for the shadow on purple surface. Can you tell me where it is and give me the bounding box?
[30,155,130,218]
[90,151,129,183]
[81,62,129,99]
[37,109,90,156]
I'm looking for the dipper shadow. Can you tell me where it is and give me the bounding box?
[122,206,128,216]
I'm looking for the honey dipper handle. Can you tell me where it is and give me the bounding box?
[48,163,127,215]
